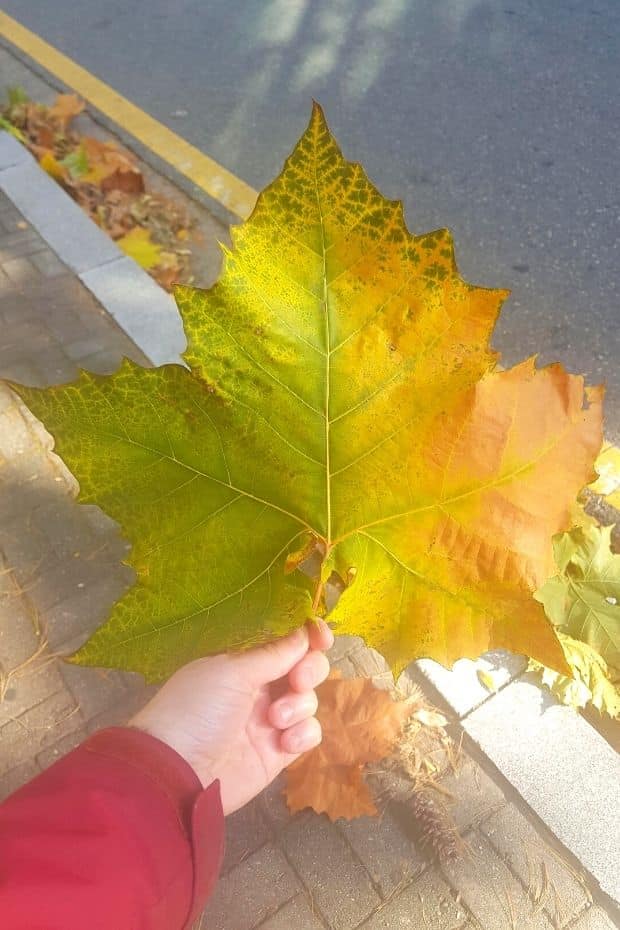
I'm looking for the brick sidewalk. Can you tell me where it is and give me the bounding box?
[0,198,615,930]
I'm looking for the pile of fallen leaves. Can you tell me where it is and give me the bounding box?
[0,87,192,290]
[285,670,462,862]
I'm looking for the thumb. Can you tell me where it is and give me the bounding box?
[235,626,310,685]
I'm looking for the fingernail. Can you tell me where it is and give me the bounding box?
[290,732,313,753]
[279,703,293,723]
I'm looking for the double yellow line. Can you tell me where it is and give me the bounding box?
[0,11,257,219]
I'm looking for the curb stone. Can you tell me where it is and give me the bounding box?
[0,132,184,366]
[0,127,618,915]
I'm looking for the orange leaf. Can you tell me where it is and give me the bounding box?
[286,757,378,820]
[284,676,411,820]
[49,93,84,128]
[80,136,144,193]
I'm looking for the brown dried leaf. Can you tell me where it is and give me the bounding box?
[284,676,412,820]
[49,93,84,129]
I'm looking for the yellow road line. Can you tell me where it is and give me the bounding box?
[0,11,258,219]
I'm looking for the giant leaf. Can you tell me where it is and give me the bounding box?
[535,523,620,671]
[11,104,603,681]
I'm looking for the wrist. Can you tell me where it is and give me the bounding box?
[128,715,215,789]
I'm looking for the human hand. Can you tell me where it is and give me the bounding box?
[128,620,333,815]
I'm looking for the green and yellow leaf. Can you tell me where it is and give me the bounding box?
[589,442,620,511]
[535,522,620,672]
[10,105,603,680]
[530,632,620,718]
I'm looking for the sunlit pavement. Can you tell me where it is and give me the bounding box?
[2,1,620,440]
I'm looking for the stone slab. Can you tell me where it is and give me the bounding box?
[0,133,31,170]
[402,650,528,719]
[79,257,186,366]
[464,676,620,906]
[0,159,120,273]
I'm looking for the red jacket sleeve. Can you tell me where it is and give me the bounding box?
[0,727,225,930]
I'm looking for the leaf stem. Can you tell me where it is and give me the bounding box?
[312,578,324,616]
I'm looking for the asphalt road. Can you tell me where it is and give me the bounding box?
[4,0,620,438]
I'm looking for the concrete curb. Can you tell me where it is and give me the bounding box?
[1,129,618,910]
[404,655,620,906]
[0,133,185,366]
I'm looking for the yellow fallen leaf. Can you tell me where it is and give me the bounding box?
[39,149,66,183]
[477,668,504,692]
[589,442,620,510]
[117,226,162,270]
[411,708,448,728]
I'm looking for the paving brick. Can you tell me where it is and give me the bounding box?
[0,759,39,801]
[77,348,125,374]
[0,657,65,726]
[327,634,363,664]
[339,806,426,898]
[43,302,92,345]
[59,662,131,722]
[571,906,620,930]
[0,293,40,325]
[32,349,77,385]
[464,676,620,905]
[442,831,553,929]
[260,773,300,829]
[258,894,325,930]
[83,686,154,734]
[0,208,26,230]
[0,575,42,670]
[30,498,97,561]
[29,249,67,278]
[79,504,117,536]
[36,724,88,770]
[26,557,131,618]
[40,568,131,649]
[0,240,46,262]
[1,256,38,286]
[349,645,395,691]
[359,869,469,930]
[0,275,16,301]
[200,843,299,930]
[0,228,44,250]
[280,815,380,929]
[438,755,506,831]
[222,797,272,874]
[0,356,44,386]
[330,654,359,678]
[0,511,59,578]
[0,686,83,775]
[480,804,591,927]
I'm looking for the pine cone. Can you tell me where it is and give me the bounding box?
[391,791,461,863]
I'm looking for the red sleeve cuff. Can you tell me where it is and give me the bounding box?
[85,727,225,928]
